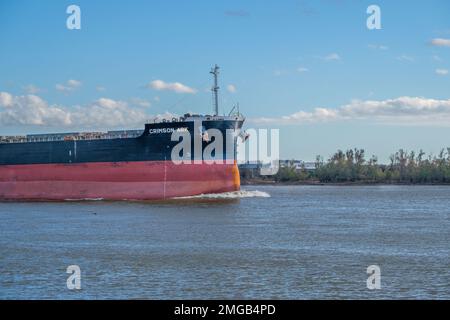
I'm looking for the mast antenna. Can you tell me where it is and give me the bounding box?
[210,64,220,116]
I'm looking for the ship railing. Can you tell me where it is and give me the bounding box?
[0,136,27,144]
[148,117,186,124]
[0,131,144,143]
[146,114,244,124]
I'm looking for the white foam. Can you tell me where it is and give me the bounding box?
[173,190,271,200]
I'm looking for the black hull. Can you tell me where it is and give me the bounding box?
[0,119,243,166]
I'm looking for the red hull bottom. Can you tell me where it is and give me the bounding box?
[0,161,241,201]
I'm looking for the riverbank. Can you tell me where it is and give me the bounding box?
[240,147,450,186]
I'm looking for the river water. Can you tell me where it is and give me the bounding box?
[0,185,448,299]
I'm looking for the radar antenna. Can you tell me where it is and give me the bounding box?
[210,64,220,116]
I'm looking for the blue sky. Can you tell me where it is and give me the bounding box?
[1,0,450,162]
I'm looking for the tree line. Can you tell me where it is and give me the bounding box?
[272,148,450,184]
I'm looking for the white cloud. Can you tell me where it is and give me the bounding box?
[432,55,443,62]
[147,80,197,94]
[56,79,82,93]
[227,84,237,93]
[273,70,286,76]
[368,44,389,50]
[0,93,71,126]
[130,97,151,108]
[435,69,449,76]
[431,38,450,47]
[67,79,81,87]
[24,84,41,94]
[0,92,170,129]
[397,55,415,62]
[96,86,106,92]
[224,10,250,17]
[251,96,450,126]
[274,67,308,76]
[0,92,13,107]
[55,84,66,91]
[323,53,340,61]
[69,98,148,128]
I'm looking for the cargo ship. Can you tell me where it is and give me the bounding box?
[0,65,245,201]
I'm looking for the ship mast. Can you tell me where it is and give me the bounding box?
[210,64,220,116]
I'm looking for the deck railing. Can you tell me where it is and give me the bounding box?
[0,130,144,144]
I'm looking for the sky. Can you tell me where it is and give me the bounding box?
[1,0,450,162]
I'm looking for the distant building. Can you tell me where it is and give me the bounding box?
[279,160,316,172]
[238,161,262,178]
[239,160,316,176]
[238,161,261,170]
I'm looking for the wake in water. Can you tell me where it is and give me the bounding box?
[60,190,270,202]
[65,198,104,201]
[173,190,271,200]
